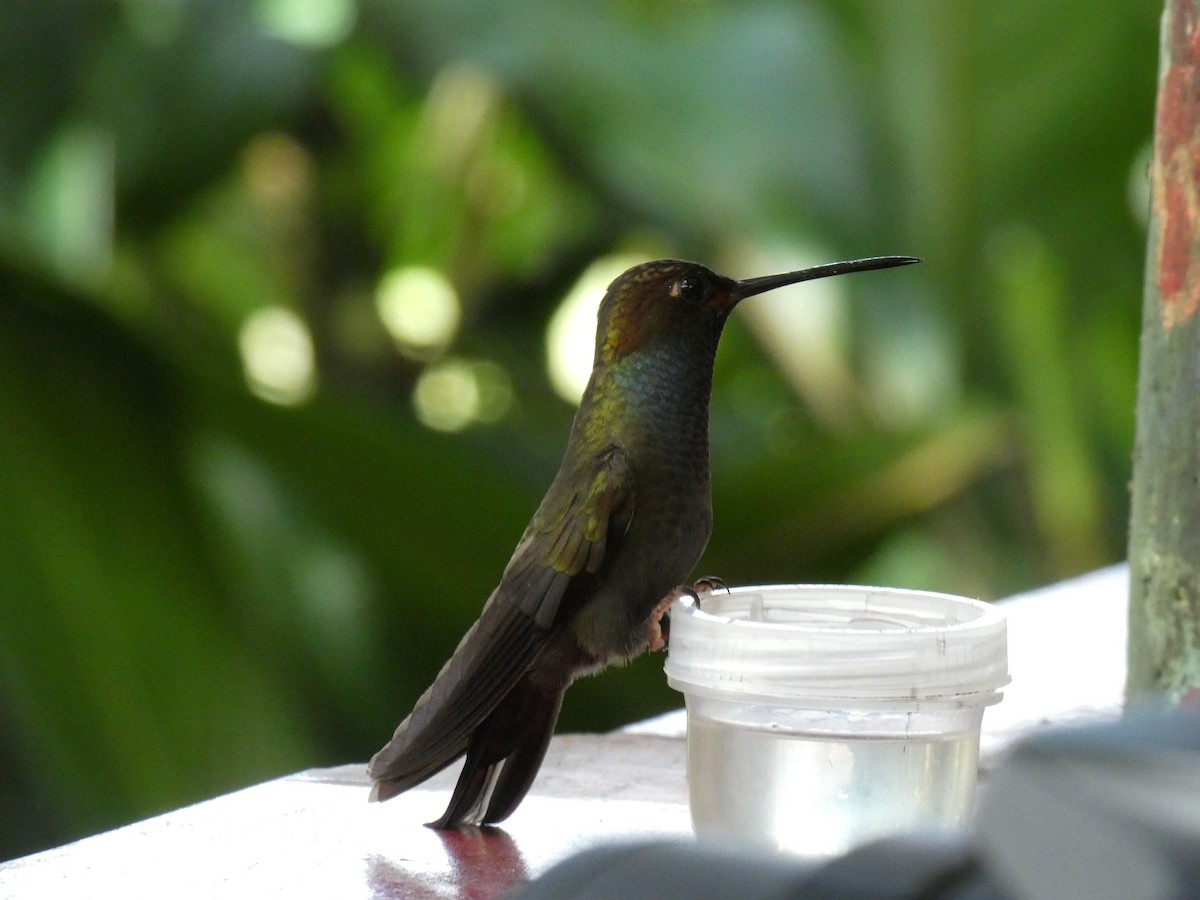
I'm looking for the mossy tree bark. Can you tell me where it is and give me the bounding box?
[1127,0,1200,708]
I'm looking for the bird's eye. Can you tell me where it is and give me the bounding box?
[672,275,706,304]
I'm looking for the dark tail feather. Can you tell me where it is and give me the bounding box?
[428,741,500,828]
[481,689,563,825]
[426,682,565,829]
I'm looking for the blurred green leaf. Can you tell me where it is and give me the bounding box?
[0,277,311,853]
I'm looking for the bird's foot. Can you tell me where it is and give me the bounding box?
[645,577,731,652]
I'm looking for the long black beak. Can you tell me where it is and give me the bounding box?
[732,256,921,302]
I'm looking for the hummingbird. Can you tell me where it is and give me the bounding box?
[368,254,919,828]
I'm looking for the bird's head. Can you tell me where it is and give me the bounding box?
[593,255,920,365]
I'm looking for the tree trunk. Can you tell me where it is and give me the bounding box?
[1127,0,1200,708]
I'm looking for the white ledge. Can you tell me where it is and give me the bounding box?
[0,565,1132,897]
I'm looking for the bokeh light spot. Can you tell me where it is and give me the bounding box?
[242,132,313,211]
[376,266,461,357]
[546,254,642,404]
[413,358,514,432]
[254,0,355,47]
[239,306,317,406]
[413,359,479,432]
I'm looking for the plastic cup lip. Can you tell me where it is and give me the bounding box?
[664,583,1010,704]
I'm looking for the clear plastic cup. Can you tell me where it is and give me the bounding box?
[664,584,1009,858]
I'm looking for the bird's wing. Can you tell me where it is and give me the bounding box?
[368,445,634,793]
[502,444,635,628]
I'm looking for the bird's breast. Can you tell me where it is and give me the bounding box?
[564,341,719,662]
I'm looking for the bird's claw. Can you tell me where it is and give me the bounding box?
[645,577,731,652]
[645,591,676,653]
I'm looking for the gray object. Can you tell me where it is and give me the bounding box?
[520,711,1200,899]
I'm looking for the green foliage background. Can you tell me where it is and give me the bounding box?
[0,0,1157,859]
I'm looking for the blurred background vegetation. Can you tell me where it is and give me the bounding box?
[0,0,1158,860]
